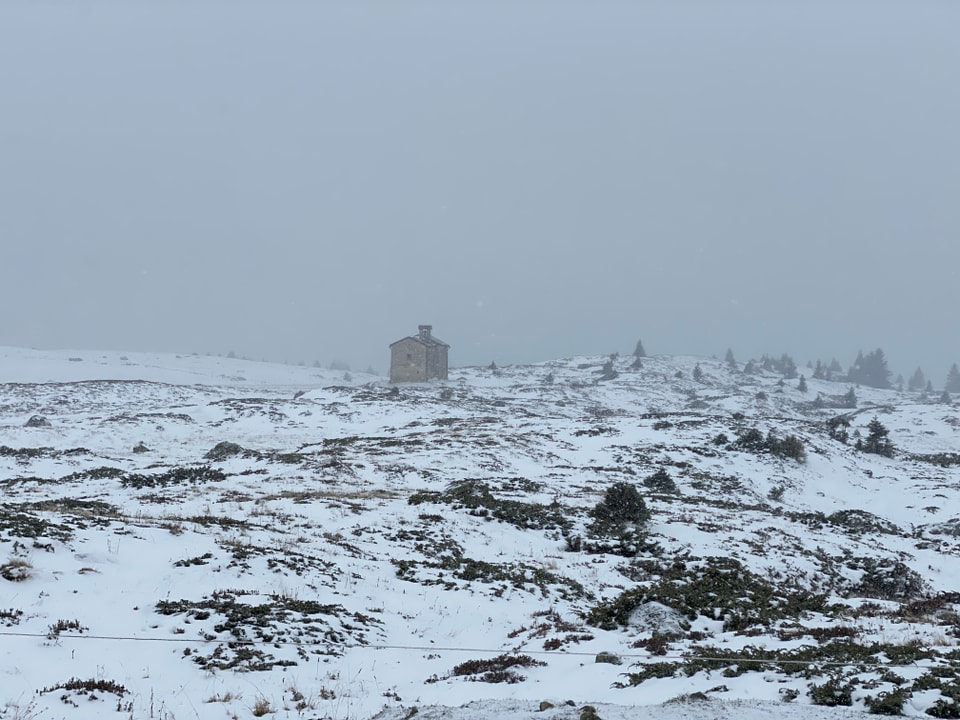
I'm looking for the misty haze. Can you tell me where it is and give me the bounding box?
[2,2,960,719]
[1,2,958,379]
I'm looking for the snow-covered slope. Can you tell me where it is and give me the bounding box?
[2,347,959,719]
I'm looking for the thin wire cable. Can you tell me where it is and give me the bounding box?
[0,630,945,670]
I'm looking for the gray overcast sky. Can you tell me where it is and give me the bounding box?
[1,1,958,380]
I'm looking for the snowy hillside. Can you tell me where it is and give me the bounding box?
[2,346,960,720]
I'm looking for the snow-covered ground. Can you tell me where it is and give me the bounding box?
[2,346,959,719]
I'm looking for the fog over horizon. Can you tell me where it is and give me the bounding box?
[1,2,958,382]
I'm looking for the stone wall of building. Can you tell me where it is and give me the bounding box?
[390,339,428,383]
[425,345,448,380]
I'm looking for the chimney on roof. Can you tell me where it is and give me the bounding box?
[418,325,432,341]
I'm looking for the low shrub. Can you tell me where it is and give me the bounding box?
[409,480,569,531]
[450,653,546,683]
[734,428,806,462]
[808,675,855,707]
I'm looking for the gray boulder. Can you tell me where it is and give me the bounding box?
[205,441,244,461]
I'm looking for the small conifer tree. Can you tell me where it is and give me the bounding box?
[828,358,844,378]
[781,355,798,380]
[590,483,650,531]
[725,348,737,370]
[643,468,678,494]
[599,359,618,381]
[842,387,857,408]
[847,348,891,389]
[586,482,651,557]
[908,367,926,392]
[859,417,894,457]
[946,363,960,393]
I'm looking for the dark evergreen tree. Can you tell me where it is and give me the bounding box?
[599,359,618,381]
[908,368,926,392]
[941,390,952,404]
[849,350,864,379]
[847,348,891,389]
[842,387,857,408]
[865,348,891,388]
[589,482,650,533]
[781,354,798,380]
[859,417,895,457]
[798,375,808,393]
[583,482,652,557]
[813,361,826,380]
[633,339,647,358]
[810,358,843,382]
[692,363,704,382]
[725,348,737,369]
[946,363,960,393]
[643,468,678,494]
[743,359,757,374]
